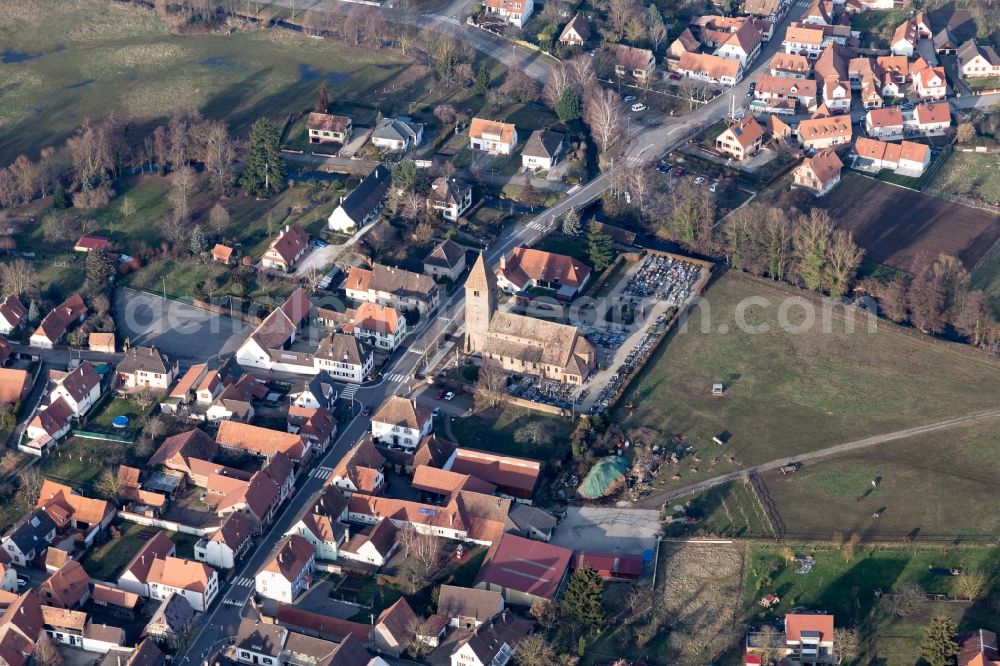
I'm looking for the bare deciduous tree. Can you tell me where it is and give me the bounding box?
[583,88,624,154]
[209,202,231,234]
[169,165,199,222]
[514,634,557,666]
[0,259,38,298]
[96,467,126,502]
[199,120,237,193]
[474,361,509,412]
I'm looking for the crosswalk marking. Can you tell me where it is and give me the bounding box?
[383,373,408,383]
[232,576,254,587]
[311,466,334,480]
[340,385,358,400]
[421,13,461,25]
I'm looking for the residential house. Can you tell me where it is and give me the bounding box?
[30,293,87,349]
[211,244,234,264]
[957,629,1000,666]
[147,557,219,612]
[521,130,566,171]
[753,74,817,112]
[483,0,533,28]
[116,346,177,391]
[783,23,825,59]
[262,225,309,272]
[913,64,948,99]
[328,165,391,233]
[233,619,377,666]
[448,611,532,666]
[0,562,18,591]
[216,420,307,463]
[272,604,371,643]
[504,503,558,542]
[289,372,338,411]
[210,463,286,532]
[82,624,127,655]
[286,487,350,562]
[373,597,417,656]
[614,45,656,82]
[423,239,468,281]
[36,479,115,542]
[676,51,743,85]
[41,606,88,649]
[905,100,952,135]
[147,429,218,485]
[47,361,102,417]
[91,585,141,618]
[345,263,439,314]
[328,439,385,497]
[2,509,57,565]
[286,406,335,463]
[558,14,590,47]
[854,138,933,177]
[666,28,700,70]
[74,235,111,253]
[796,115,851,148]
[307,113,352,145]
[742,0,790,21]
[474,533,572,606]
[0,368,31,407]
[314,334,374,384]
[715,115,765,160]
[957,39,1000,79]
[254,535,315,603]
[427,178,473,222]
[235,289,315,373]
[793,148,843,196]
[195,512,254,570]
[715,21,764,67]
[800,0,833,25]
[783,612,836,664]
[865,107,904,140]
[0,295,27,335]
[370,118,424,153]
[769,52,811,78]
[143,593,195,652]
[88,332,115,353]
[346,490,509,546]
[445,448,542,503]
[23,397,74,453]
[468,119,518,155]
[117,532,177,597]
[370,396,432,452]
[496,246,591,298]
[39,560,90,609]
[438,585,504,629]
[352,302,405,353]
[337,518,398,567]
[410,465,496,503]
[891,17,919,57]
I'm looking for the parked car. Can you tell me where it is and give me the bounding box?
[434,388,446,400]
[623,94,636,102]
[709,181,719,192]
[668,73,682,80]
[432,407,441,417]
[631,103,646,112]
[16,578,27,590]
[656,164,670,173]
[673,168,684,177]
[444,391,455,401]
[361,405,371,416]
[313,239,328,248]
[694,176,706,185]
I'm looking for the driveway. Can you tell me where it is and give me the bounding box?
[114,289,253,361]
[550,507,661,554]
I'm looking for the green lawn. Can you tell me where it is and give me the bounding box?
[745,543,1000,627]
[41,436,140,490]
[931,151,1000,205]
[89,397,154,428]
[622,274,1000,495]
[0,0,417,164]
[850,9,910,48]
[965,77,1000,91]
[80,522,204,581]
[450,405,574,460]
[867,601,999,666]
[533,232,590,264]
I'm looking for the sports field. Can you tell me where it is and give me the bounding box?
[623,273,1000,495]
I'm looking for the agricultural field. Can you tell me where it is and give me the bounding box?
[930,151,1000,206]
[0,0,421,164]
[621,273,1000,495]
[818,173,1000,273]
[587,542,748,665]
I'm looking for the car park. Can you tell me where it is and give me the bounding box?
[631,103,646,112]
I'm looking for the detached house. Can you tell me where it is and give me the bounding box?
[783,612,836,664]
[39,561,91,609]
[328,439,386,497]
[469,118,518,156]
[558,14,590,47]
[353,302,405,352]
[676,51,743,85]
[254,535,315,603]
[286,487,349,562]
[957,39,1000,79]
[521,130,566,171]
[195,512,254,570]
[0,295,27,335]
[715,21,764,67]
[614,45,656,83]
[147,557,219,612]
[428,177,473,222]
[328,165,391,233]
[715,115,765,160]
[48,361,102,418]
[483,0,533,28]
[314,334,374,383]
[118,532,177,597]
[262,224,309,272]
[370,396,432,452]
[307,113,352,145]
[438,585,504,629]
[31,293,87,349]
[424,239,468,282]
[793,148,843,196]
[338,517,399,567]
[3,509,57,565]
[290,372,338,411]
[891,17,919,57]
[448,611,532,666]
[865,107,905,140]
[913,64,948,99]
[345,263,439,314]
[906,100,952,135]
[116,347,177,392]
[496,246,591,298]
[783,23,825,59]
[797,115,851,149]
[24,398,74,453]
[370,118,424,153]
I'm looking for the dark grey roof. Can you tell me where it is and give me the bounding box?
[4,509,56,555]
[428,178,471,210]
[147,593,194,634]
[338,165,390,225]
[116,347,171,376]
[371,118,424,144]
[424,239,467,269]
[236,619,287,657]
[957,38,1000,66]
[522,130,566,159]
[315,333,372,367]
[292,371,337,410]
[505,503,558,535]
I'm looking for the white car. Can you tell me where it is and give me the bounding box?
[694,176,706,185]
[631,103,646,112]
[709,181,719,192]
[444,391,455,401]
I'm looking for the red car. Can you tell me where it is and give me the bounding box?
[434,388,446,400]
[673,168,684,177]
[668,73,682,80]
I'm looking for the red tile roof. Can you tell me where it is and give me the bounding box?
[784,612,834,642]
[476,533,572,600]
[499,246,592,291]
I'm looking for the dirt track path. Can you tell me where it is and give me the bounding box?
[635,407,1000,508]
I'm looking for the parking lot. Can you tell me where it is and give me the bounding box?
[550,506,661,555]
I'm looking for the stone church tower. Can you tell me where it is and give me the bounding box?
[465,253,496,353]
